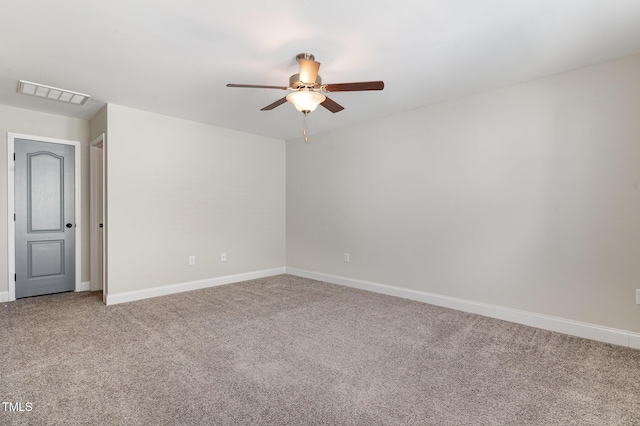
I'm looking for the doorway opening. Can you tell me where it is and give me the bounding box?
[90,133,107,303]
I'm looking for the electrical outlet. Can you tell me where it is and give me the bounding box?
[344,253,350,263]
[188,256,196,266]
[636,289,640,305]
[221,253,227,262]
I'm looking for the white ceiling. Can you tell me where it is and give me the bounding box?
[1,0,640,141]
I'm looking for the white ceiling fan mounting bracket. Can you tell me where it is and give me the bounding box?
[295,52,315,62]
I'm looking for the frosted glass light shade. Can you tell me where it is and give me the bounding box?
[286,90,326,112]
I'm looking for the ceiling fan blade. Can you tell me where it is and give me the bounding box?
[324,81,384,92]
[260,96,288,111]
[299,58,321,85]
[227,83,288,90]
[320,96,345,113]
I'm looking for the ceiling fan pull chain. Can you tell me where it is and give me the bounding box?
[303,111,309,143]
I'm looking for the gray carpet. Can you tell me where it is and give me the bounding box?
[1,274,639,425]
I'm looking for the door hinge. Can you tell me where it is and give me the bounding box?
[15,274,17,281]
[13,153,15,161]
[14,213,16,221]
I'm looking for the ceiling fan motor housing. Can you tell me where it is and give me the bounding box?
[289,73,322,89]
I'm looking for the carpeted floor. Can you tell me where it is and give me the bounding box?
[1,274,639,425]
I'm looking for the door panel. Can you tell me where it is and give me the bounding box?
[28,152,64,231]
[15,139,75,298]
[29,240,65,278]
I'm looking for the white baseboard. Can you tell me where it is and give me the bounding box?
[2,283,90,301]
[630,334,640,350]
[105,267,286,306]
[286,267,640,349]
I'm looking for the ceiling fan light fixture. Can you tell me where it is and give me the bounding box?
[286,90,326,113]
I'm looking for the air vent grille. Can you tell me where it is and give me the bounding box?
[18,80,90,105]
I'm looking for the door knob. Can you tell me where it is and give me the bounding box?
[66,223,73,228]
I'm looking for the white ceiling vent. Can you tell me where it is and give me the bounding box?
[18,80,90,105]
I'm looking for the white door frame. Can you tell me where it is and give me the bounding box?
[7,132,82,301]
[90,133,107,302]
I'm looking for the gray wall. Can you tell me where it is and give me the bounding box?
[287,54,640,333]
[105,104,286,296]
[90,105,107,141]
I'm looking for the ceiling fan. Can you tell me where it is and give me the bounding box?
[227,53,384,140]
